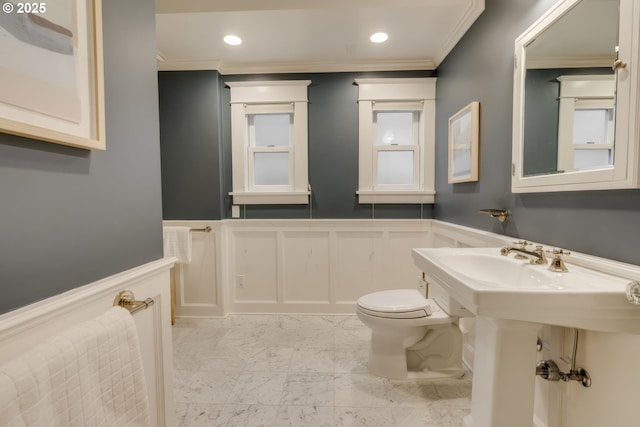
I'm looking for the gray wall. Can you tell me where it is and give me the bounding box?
[159,71,436,220]
[159,71,224,219]
[435,0,640,265]
[0,0,163,314]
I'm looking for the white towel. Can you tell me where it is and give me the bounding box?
[0,307,150,427]
[162,226,192,264]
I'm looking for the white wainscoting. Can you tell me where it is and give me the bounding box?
[227,220,432,314]
[164,221,225,317]
[0,258,175,427]
[164,219,509,326]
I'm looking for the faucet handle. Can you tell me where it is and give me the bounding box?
[546,248,570,272]
[546,248,571,256]
[512,240,531,248]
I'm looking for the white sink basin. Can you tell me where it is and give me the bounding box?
[412,247,640,333]
[434,250,562,290]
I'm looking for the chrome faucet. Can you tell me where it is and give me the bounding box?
[500,243,547,265]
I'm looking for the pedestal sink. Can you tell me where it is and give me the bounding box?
[412,247,640,427]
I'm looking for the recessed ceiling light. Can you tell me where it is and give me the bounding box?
[370,32,389,43]
[224,35,242,46]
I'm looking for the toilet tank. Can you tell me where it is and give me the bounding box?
[428,281,472,318]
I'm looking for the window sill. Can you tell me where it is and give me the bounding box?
[356,190,435,204]
[230,191,310,205]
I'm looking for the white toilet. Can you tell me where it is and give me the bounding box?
[356,286,466,380]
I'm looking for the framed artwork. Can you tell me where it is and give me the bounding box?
[448,101,479,183]
[0,0,105,150]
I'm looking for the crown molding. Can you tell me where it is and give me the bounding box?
[157,0,473,14]
[157,59,436,74]
[434,0,484,66]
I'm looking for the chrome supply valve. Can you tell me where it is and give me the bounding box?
[535,329,591,388]
[535,359,591,387]
[547,248,571,272]
[535,359,562,381]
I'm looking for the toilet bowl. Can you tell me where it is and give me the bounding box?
[356,289,464,380]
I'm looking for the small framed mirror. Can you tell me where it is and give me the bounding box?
[448,101,479,184]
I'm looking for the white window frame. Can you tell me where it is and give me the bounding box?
[355,78,437,204]
[227,80,311,205]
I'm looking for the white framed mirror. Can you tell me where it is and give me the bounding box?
[512,0,640,193]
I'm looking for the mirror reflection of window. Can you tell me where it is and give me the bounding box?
[555,76,615,173]
[573,106,615,171]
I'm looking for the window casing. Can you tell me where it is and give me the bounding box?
[355,78,437,204]
[227,81,311,205]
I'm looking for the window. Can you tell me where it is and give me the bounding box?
[227,81,311,205]
[355,78,436,204]
[374,110,420,189]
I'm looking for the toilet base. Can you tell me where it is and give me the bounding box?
[405,366,465,380]
[366,322,464,381]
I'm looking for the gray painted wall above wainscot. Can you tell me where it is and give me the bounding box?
[0,0,163,314]
[159,70,437,220]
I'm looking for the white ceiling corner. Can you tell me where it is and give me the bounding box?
[155,0,485,74]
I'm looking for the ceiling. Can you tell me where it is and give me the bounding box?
[155,0,485,74]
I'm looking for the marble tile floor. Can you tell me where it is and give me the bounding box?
[172,314,471,427]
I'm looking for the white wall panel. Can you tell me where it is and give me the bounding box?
[382,231,430,289]
[164,222,223,317]
[282,231,330,303]
[233,231,278,302]
[175,230,219,317]
[332,231,384,303]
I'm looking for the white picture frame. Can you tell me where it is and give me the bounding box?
[448,101,479,183]
[0,0,105,150]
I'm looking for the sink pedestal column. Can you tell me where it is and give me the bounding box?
[463,316,541,427]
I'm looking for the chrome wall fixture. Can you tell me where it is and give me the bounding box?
[114,290,154,314]
[479,209,509,222]
[190,226,212,232]
[535,329,591,388]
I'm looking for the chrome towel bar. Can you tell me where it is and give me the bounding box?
[190,226,211,232]
[114,290,154,314]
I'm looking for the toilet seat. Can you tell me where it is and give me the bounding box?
[356,289,453,322]
[357,289,431,312]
